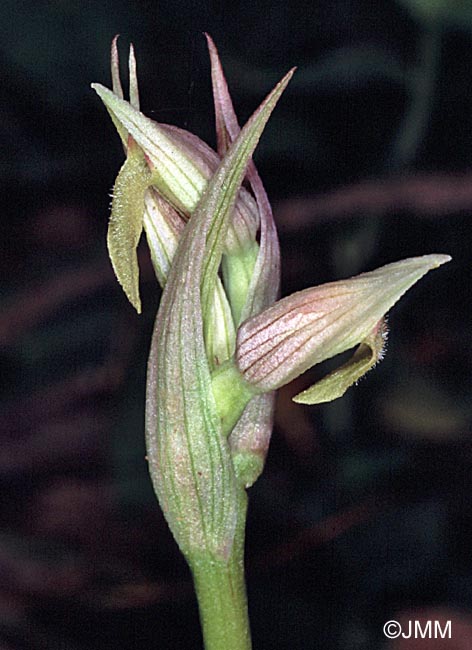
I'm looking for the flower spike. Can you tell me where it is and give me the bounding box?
[94,37,451,649]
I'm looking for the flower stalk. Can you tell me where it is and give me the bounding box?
[190,489,251,650]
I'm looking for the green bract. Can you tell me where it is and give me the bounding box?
[144,66,294,557]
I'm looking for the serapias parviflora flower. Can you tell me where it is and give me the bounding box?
[92,38,260,322]
[213,254,450,422]
[230,254,451,405]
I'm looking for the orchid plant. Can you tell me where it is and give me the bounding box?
[92,35,450,650]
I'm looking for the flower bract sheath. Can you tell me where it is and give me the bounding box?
[145,67,293,559]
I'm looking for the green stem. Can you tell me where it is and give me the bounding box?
[189,489,251,650]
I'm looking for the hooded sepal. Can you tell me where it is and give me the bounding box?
[92,82,207,214]
[92,83,261,256]
[93,66,262,317]
[236,254,451,394]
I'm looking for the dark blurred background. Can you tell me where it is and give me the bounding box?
[1,1,471,648]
